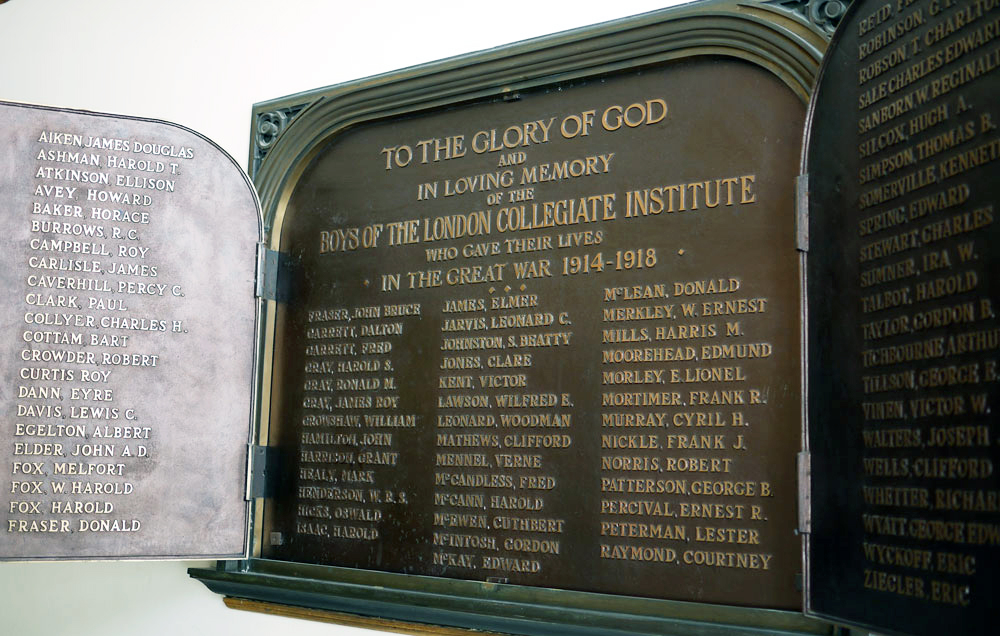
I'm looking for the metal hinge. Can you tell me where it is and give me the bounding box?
[795,173,809,253]
[246,444,278,500]
[797,451,811,535]
[255,243,286,301]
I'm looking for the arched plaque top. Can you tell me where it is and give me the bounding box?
[252,0,831,244]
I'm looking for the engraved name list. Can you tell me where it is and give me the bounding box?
[0,103,257,560]
[266,61,805,607]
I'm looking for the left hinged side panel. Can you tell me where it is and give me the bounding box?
[0,101,261,561]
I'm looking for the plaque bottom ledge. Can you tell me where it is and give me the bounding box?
[189,562,833,636]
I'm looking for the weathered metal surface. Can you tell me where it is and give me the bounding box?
[263,56,805,608]
[804,0,1000,633]
[0,101,259,559]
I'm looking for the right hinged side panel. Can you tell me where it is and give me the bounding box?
[803,1,1000,634]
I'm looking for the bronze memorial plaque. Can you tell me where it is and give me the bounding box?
[805,0,1000,633]
[263,57,805,608]
[0,102,259,560]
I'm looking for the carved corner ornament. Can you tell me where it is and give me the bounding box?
[253,104,306,177]
[764,0,851,34]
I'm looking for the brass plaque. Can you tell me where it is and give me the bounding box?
[805,0,1000,633]
[265,58,803,608]
[0,102,259,560]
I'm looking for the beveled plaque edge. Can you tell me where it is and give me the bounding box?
[192,560,834,636]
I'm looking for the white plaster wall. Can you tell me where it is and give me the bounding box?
[0,1,684,634]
